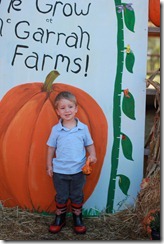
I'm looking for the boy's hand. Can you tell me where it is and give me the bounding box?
[46,166,53,177]
[82,158,92,175]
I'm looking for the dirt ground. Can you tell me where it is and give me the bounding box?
[0,206,149,241]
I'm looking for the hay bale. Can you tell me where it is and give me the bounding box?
[145,68,160,176]
[136,68,161,236]
[134,168,160,224]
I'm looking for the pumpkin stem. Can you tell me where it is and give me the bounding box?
[42,70,60,92]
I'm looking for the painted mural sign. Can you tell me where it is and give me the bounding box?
[0,0,148,215]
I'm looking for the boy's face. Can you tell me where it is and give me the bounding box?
[56,99,78,121]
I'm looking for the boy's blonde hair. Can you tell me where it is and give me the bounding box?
[54,91,77,109]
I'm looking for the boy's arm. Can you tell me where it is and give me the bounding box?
[46,146,55,177]
[86,144,97,164]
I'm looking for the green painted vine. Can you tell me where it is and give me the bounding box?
[106,1,136,213]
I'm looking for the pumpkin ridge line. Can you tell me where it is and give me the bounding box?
[27,96,58,211]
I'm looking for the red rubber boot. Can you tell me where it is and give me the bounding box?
[71,203,86,234]
[49,203,67,234]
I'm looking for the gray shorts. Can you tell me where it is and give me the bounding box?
[53,172,86,204]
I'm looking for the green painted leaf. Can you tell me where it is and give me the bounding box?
[121,133,134,161]
[125,52,135,73]
[117,174,130,196]
[123,4,135,32]
[122,91,136,120]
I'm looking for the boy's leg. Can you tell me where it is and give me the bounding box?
[53,173,70,204]
[49,173,69,234]
[70,172,86,234]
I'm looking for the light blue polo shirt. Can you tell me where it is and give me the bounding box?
[47,118,93,174]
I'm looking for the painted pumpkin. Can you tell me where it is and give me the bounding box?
[0,70,108,213]
[149,0,160,27]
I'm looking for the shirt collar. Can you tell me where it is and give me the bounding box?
[57,118,84,131]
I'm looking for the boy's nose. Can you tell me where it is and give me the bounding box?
[65,107,70,112]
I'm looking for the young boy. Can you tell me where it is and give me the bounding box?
[46,91,97,234]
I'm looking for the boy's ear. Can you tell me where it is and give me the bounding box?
[56,109,60,116]
[75,105,78,113]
